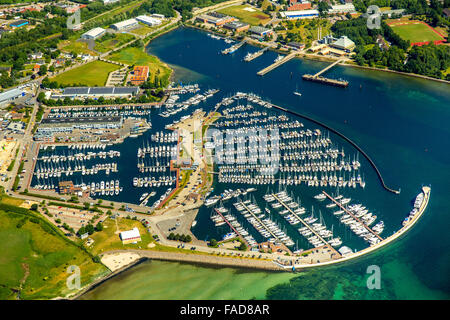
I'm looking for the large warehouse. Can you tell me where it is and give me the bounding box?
[51,87,140,99]
[280,9,319,19]
[81,27,106,40]
[136,15,162,26]
[110,18,139,31]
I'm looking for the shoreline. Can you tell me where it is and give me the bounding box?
[184,24,450,85]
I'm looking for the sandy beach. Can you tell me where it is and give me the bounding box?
[101,252,142,272]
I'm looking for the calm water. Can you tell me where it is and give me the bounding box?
[82,27,450,299]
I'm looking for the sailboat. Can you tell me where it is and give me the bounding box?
[293,84,302,96]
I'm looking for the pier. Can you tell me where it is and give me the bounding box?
[322,191,384,241]
[213,208,248,247]
[270,103,401,194]
[257,52,298,76]
[244,47,269,62]
[272,193,340,257]
[222,40,246,55]
[302,59,348,87]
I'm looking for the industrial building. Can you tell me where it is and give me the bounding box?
[280,9,319,19]
[0,88,25,106]
[248,26,273,37]
[223,21,250,33]
[81,27,106,40]
[50,87,140,99]
[110,18,139,31]
[36,116,123,138]
[120,227,141,244]
[195,12,235,26]
[136,15,162,26]
[9,20,28,28]
[328,4,356,14]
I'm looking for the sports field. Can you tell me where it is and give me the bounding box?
[218,5,271,26]
[50,60,120,87]
[389,21,444,43]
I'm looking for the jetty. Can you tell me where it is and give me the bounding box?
[213,208,248,246]
[257,52,298,76]
[244,47,269,62]
[322,191,384,242]
[272,193,340,257]
[302,59,348,87]
[222,40,246,55]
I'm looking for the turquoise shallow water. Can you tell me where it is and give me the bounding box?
[81,27,450,300]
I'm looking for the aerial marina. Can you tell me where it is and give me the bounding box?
[23,82,433,267]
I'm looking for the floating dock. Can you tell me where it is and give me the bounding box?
[222,40,246,55]
[244,47,269,62]
[322,191,384,242]
[302,59,348,87]
[257,52,298,76]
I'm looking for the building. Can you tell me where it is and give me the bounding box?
[51,87,140,99]
[136,15,162,26]
[9,20,28,28]
[129,66,149,85]
[287,1,312,11]
[110,18,139,31]
[328,4,356,14]
[330,35,355,52]
[287,41,305,50]
[249,26,273,37]
[381,9,406,18]
[280,9,319,19]
[81,27,106,40]
[152,14,165,19]
[223,21,250,33]
[195,12,235,26]
[119,227,141,244]
[103,0,120,4]
[0,88,25,106]
[58,181,77,195]
[37,116,123,137]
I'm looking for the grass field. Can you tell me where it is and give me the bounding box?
[50,60,120,87]
[58,39,98,56]
[218,4,271,26]
[108,47,172,84]
[94,33,135,53]
[0,210,108,300]
[389,21,444,43]
[129,24,154,36]
[88,217,152,255]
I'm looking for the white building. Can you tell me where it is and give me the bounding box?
[81,27,106,40]
[330,36,355,51]
[119,227,141,244]
[152,14,165,19]
[110,18,138,31]
[328,4,356,14]
[0,88,25,106]
[102,0,120,4]
[280,9,320,19]
[136,15,162,26]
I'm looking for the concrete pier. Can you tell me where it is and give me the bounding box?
[244,47,269,62]
[257,52,298,76]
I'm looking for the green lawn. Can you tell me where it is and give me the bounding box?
[58,39,98,56]
[218,4,271,26]
[0,210,108,300]
[94,33,135,53]
[50,60,120,87]
[390,22,443,43]
[129,24,154,36]
[108,47,172,84]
